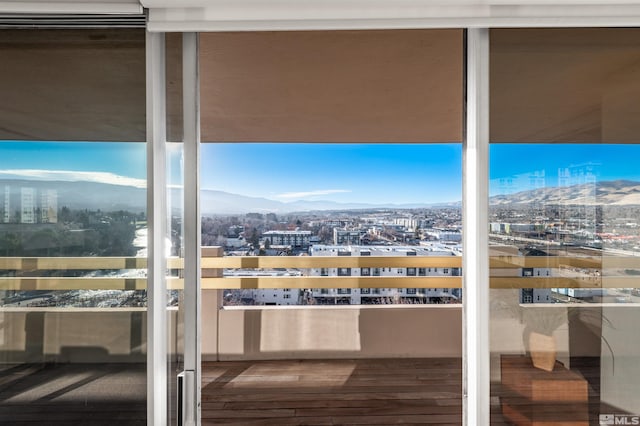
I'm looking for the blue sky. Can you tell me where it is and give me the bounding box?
[489,144,640,195]
[490,144,640,184]
[2,141,640,204]
[0,141,147,188]
[0,142,146,179]
[201,144,461,204]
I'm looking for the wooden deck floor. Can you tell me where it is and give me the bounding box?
[0,358,613,425]
[201,358,617,425]
[0,363,146,425]
[202,358,467,425]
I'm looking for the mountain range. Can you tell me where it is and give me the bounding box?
[1,178,639,215]
[489,179,640,206]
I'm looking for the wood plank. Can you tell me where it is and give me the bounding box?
[202,358,464,424]
[0,358,602,424]
[204,390,461,403]
[215,398,462,410]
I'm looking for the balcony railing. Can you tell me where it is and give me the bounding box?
[1,252,639,292]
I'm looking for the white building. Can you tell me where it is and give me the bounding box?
[423,229,462,243]
[333,228,363,245]
[250,287,298,305]
[520,267,553,303]
[489,222,543,235]
[308,244,462,305]
[262,230,311,248]
[40,189,58,224]
[554,288,605,300]
[490,245,554,304]
[223,270,302,306]
[3,186,9,223]
[393,216,418,231]
[225,236,247,248]
[558,163,598,237]
[20,187,36,224]
[492,169,546,197]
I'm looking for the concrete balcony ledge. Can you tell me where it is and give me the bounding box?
[221,304,461,311]
[214,304,463,361]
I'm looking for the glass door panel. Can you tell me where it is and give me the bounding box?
[490,28,640,424]
[0,28,147,424]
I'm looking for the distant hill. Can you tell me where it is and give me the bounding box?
[199,189,438,214]
[490,179,640,206]
[3,177,638,215]
[0,179,146,212]
[0,179,437,214]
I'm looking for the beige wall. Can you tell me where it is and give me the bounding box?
[0,308,180,364]
[0,304,463,363]
[212,305,462,361]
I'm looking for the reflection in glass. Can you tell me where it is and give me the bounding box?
[0,28,147,424]
[0,141,148,422]
[491,28,640,144]
[166,141,184,425]
[0,142,147,308]
[490,143,640,424]
[0,29,145,142]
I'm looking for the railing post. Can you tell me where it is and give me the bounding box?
[202,246,223,361]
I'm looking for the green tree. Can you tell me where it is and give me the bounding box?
[0,232,22,256]
[246,227,260,248]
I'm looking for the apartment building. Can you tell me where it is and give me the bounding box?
[333,228,364,245]
[262,230,311,248]
[309,244,462,304]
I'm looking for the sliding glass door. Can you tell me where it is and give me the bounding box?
[489,28,640,425]
[0,28,147,424]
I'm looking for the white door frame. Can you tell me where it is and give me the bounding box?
[146,30,168,426]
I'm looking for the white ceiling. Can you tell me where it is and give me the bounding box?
[142,0,640,32]
[0,0,141,14]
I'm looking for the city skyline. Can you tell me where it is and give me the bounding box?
[1,141,640,205]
